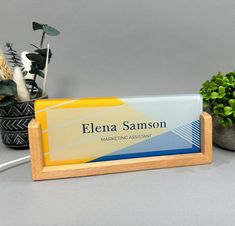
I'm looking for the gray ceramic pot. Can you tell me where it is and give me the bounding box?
[0,95,47,149]
[213,115,235,151]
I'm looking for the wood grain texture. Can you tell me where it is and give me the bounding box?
[200,112,213,162]
[28,112,213,181]
[28,119,44,179]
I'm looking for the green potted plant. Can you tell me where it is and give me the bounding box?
[200,72,235,150]
[0,22,60,148]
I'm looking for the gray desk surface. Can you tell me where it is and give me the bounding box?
[0,144,235,226]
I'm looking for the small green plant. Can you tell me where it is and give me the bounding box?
[5,43,27,76]
[5,43,23,68]
[26,22,58,96]
[0,21,60,107]
[200,72,235,127]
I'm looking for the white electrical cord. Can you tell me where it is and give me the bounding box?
[0,155,30,172]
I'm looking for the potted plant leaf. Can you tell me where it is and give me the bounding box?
[0,22,60,148]
[200,72,235,150]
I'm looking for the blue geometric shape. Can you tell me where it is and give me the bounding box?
[172,120,200,148]
[91,145,200,162]
[109,131,192,155]
[90,122,201,162]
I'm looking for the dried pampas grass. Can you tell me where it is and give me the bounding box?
[0,52,13,80]
[13,67,30,101]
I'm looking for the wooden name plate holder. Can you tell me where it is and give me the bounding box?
[28,95,212,181]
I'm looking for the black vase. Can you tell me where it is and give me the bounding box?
[0,100,35,148]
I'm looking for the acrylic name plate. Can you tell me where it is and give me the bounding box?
[29,94,212,180]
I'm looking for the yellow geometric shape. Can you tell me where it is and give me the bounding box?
[35,97,168,166]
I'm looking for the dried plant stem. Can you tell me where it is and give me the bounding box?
[31,73,37,94]
[42,43,50,95]
[40,31,45,48]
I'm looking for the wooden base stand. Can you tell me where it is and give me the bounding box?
[28,112,212,181]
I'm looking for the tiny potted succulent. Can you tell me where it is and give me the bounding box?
[200,72,235,150]
[0,22,60,148]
